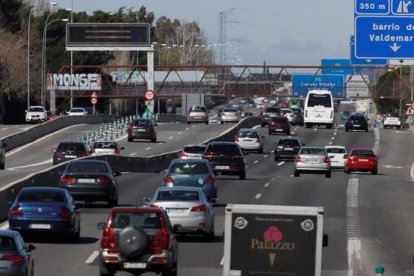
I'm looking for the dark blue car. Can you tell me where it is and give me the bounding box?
[8,187,81,242]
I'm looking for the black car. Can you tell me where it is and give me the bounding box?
[127,118,157,143]
[274,137,302,161]
[52,141,89,165]
[202,141,246,179]
[58,160,119,207]
[345,114,368,132]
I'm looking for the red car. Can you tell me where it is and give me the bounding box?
[344,148,377,174]
[268,116,290,135]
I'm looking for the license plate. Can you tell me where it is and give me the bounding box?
[285,148,293,151]
[353,125,360,127]
[78,178,95,183]
[215,165,230,170]
[29,224,51,229]
[359,159,368,162]
[276,128,283,131]
[137,129,146,132]
[167,208,187,214]
[65,155,77,158]
[123,262,146,269]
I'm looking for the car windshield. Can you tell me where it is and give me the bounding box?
[326,148,346,154]
[169,162,209,175]
[237,130,259,138]
[183,146,206,154]
[351,150,375,157]
[111,212,161,230]
[300,148,325,155]
[156,190,200,201]
[18,190,65,203]
[132,120,151,127]
[0,237,15,251]
[66,162,108,173]
[28,107,44,112]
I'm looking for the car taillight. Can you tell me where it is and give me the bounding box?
[191,205,208,212]
[164,174,174,184]
[2,254,23,264]
[203,151,214,158]
[179,151,188,158]
[81,151,88,157]
[53,149,61,157]
[155,228,170,250]
[96,177,111,184]
[9,206,23,216]
[323,155,330,163]
[276,145,283,150]
[114,148,121,155]
[295,155,302,162]
[149,204,161,208]
[204,174,215,185]
[61,176,76,184]
[101,227,118,252]
[90,148,96,153]
[58,207,72,218]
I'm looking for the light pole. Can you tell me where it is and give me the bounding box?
[70,0,74,109]
[27,6,37,109]
[42,17,68,106]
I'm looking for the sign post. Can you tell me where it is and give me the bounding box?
[91,92,98,115]
[143,90,157,125]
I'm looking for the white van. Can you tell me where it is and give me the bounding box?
[304,90,334,129]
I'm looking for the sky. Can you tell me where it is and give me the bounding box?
[52,0,354,66]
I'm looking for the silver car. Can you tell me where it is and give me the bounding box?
[294,147,331,178]
[144,186,216,240]
[220,108,239,124]
[187,105,209,124]
[89,140,124,156]
[235,128,264,153]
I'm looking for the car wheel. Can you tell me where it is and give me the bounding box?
[204,224,215,242]
[365,127,368,132]
[345,128,348,132]
[372,169,378,175]
[239,171,246,180]
[118,226,149,259]
[261,123,265,127]
[127,137,133,142]
[274,155,279,162]
[344,167,349,174]
[108,196,118,208]
[162,265,178,276]
[99,259,116,276]
[287,131,291,135]
[0,161,4,170]
[151,137,157,143]
[258,148,263,154]
[294,170,300,177]
[205,122,209,125]
[325,171,331,178]
[326,124,332,129]
[187,121,191,124]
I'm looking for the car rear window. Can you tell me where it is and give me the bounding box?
[265,107,280,113]
[271,117,288,123]
[279,139,300,147]
[207,144,241,155]
[349,115,365,121]
[0,237,15,250]
[237,130,259,138]
[157,190,200,201]
[189,106,207,112]
[350,150,375,157]
[93,142,117,149]
[326,148,346,154]
[300,148,325,155]
[223,108,237,113]
[111,212,161,230]
[132,120,151,127]
[66,162,109,173]
[57,142,86,152]
[18,190,65,203]
[183,146,206,154]
[169,162,209,174]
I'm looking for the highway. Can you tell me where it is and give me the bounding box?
[2,110,414,275]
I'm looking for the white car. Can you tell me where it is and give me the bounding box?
[383,113,402,129]
[235,128,264,153]
[67,107,88,116]
[89,140,124,156]
[325,145,347,168]
[219,108,240,123]
[282,108,294,123]
[25,106,47,123]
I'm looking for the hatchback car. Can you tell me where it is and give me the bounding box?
[0,229,35,276]
[274,137,302,161]
[268,116,291,135]
[344,148,378,174]
[219,108,240,124]
[178,144,207,159]
[127,118,157,143]
[59,160,119,207]
[345,114,368,132]
[235,128,264,153]
[260,106,282,127]
[89,140,124,156]
[294,147,331,178]
[383,113,402,129]
[67,107,87,116]
[97,206,178,276]
[144,186,215,240]
[52,141,89,165]
[202,141,246,179]
[187,105,208,124]
[325,145,347,169]
[162,159,217,199]
[8,187,81,241]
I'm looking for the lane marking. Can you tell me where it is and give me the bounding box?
[177,132,182,135]
[185,128,190,131]
[372,128,380,155]
[347,177,361,276]
[264,154,269,157]
[8,159,52,170]
[331,137,335,140]
[129,152,137,156]
[329,141,333,145]
[220,255,224,266]
[264,182,270,187]
[334,132,337,136]
[410,163,414,181]
[168,136,174,140]
[255,193,262,199]
[277,161,285,166]
[85,250,99,264]
[145,147,151,151]
[253,160,259,164]
[313,128,318,131]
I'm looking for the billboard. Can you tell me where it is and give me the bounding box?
[47,73,102,90]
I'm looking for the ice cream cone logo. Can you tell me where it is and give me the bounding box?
[269,253,276,267]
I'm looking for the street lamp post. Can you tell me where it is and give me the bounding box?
[70,0,74,109]
[27,6,37,109]
[42,17,68,106]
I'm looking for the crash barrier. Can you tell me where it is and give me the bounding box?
[0,113,187,153]
[0,116,260,221]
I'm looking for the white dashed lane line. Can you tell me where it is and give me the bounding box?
[253,160,259,164]
[168,136,174,140]
[264,182,270,187]
[145,147,152,151]
[255,193,262,199]
[85,250,99,264]
[277,161,285,166]
[129,152,137,156]
[177,132,182,135]
[331,137,335,140]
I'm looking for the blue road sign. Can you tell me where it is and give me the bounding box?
[291,74,344,98]
[392,0,414,15]
[350,36,388,65]
[355,0,390,15]
[321,59,354,76]
[355,16,414,58]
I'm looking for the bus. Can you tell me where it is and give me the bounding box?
[304,90,334,129]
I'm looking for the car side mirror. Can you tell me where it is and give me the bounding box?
[113,172,122,177]
[344,154,348,159]
[209,198,217,205]
[301,143,306,146]
[120,147,125,150]
[143,197,151,204]
[97,222,106,230]
[173,225,182,233]
[27,244,36,251]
